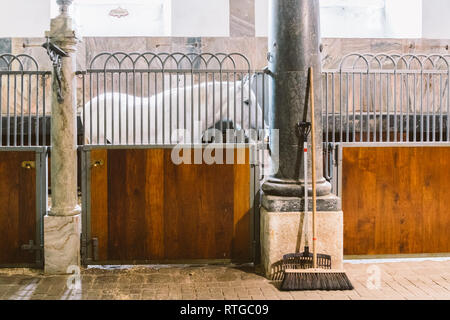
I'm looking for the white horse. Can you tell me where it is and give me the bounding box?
[79,77,266,145]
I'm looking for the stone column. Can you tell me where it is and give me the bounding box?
[260,0,343,278]
[44,0,81,274]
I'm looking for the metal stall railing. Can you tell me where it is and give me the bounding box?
[323,53,450,192]
[76,52,269,145]
[0,54,49,267]
[76,52,270,264]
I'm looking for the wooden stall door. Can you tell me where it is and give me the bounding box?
[89,147,251,263]
[343,147,450,255]
[0,151,36,265]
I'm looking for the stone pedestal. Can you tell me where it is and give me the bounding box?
[44,215,81,274]
[260,195,343,279]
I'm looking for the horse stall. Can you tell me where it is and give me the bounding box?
[77,52,269,264]
[0,54,49,267]
[324,54,450,257]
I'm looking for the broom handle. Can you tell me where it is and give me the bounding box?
[309,67,318,269]
[303,140,309,247]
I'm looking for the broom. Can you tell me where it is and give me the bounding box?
[280,67,353,291]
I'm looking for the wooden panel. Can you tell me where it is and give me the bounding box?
[343,147,450,255]
[89,147,251,262]
[232,147,251,260]
[0,151,36,265]
[144,149,165,260]
[90,149,108,261]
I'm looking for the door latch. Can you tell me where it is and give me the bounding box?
[21,161,36,169]
[91,159,104,168]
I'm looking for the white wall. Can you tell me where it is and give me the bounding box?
[320,2,387,38]
[0,0,51,37]
[255,0,423,38]
[72,0,167,37]
[255,0,269,37]
[422,0,450,39]
[385,0,422,38]
[171,0,229,37]
[0,0,448,39]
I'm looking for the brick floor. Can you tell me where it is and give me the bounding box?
[0,260,449,300]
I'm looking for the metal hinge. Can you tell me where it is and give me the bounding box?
[21,240,42,251]
[81,236,99,263]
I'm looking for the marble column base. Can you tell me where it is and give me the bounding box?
[260,207,343,280]
[44,214,81,274]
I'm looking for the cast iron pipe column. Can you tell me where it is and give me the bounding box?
[260,0,343,277]
[263,0,331,198]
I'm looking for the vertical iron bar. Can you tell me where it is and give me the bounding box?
[176,71,179,141]
[104,71,107,145]
[255,72,258,133]
[360,72,363,142]
[155,72,158,144]
[82,73,86,145]
[192,71,195,143]
[184,73,188,143]
[204,71,207,141]
[440,73,443,141]
[366,72,370,142]
[20,73,24,146]
[262,73,266,130]
[379,72,382,142]
[373,72,376,142]
[447,70,450,142]
[13,74,17,146]
[111,73,114,145]
[28,74,32,146]
[420,71,423,142]
[169,72,172,144]
[220,70,223,132]
[433,73,436,142]
[6,74,10,146]
[413,73,416,142]
[89,72,93,145]
[147,72,152,144]
[140,72,144,144]
[240,72,244,131]
[400,73,403,142]
[119,71,122,144]
[339,71,342,143]
[39,74,42,146]
[126,72,129,145]
[346,72,349,142]
[406,72,410,142]
[96,72,100,145]
[387,73,390,142]
[352,72,355,142]
[133,71,136,145]
[0,75,2,146]
[332,73,335,144]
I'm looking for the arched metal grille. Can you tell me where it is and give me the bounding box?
[0,54,51,147]
[323,53,450,144]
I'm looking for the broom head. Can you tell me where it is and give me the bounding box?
[280,247,353,291]
[280,268,354,291]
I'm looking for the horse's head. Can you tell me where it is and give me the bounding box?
[237,75,267,131]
